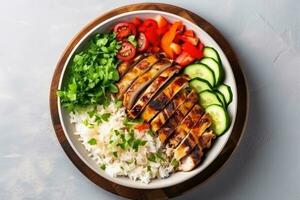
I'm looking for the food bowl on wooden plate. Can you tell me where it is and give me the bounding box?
[50,3,248,199]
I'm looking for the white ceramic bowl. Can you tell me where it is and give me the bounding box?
[57,10,237,189]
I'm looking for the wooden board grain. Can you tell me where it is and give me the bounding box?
[49,3,248,199]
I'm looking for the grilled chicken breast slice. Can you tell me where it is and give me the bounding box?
[179,130,215,171]
[123,59,172,110]
[167,104,205,148]
[150,87,189,132]
[141,75,189,122]
[117,55,145,77]
[173,113,211,161]
[128,65,181,119]
[157,90,198,143]
[116,55,158,99]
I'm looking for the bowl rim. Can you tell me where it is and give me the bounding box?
[49,3,248,199]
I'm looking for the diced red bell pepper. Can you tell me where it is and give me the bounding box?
[143,19,158,29]
[151,46,160,53]
[175,51,195,67]
[155,15,168,28]
[134,123,150,132]
[132,17,142,26]
[177,35,199,46]
[145,28,160,46]
[184,29,194,37]
[161,21,182,59]
[182,42,203,59]
[157,25,170,36]
[170,43,181,55]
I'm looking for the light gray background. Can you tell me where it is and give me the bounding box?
[0,0,299,199]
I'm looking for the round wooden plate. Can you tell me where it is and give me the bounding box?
[50,3,248,199]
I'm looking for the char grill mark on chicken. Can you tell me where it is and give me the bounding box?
[179,130,215,171]
[173,113,211,161]
[116,55,158,100]
[141,75,189,122]
[150,87,189,132]
[157,90,198,144]
[123,59,172,110]
[166,104,205,149]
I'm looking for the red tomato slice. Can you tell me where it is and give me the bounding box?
[137,32,149,52]
[113,22,136,40]
[175,51,195,67]
[117,41,136,61]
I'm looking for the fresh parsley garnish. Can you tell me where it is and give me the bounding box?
[88,138,97,145]
[57,33,120,112]
[100,164,106,170]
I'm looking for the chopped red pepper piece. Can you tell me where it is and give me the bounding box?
[177,35,199,46]
[175,51,195,67]
[184,29,194,37]
[182,42,203,59]
[155,15,168,28]
[134,123,150,132]
[161,21,182,59]
[132,17,142,26]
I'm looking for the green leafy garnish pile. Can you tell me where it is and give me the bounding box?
[57,33,120,112]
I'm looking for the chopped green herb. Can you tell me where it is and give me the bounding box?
[113,152,118,158]
[57,33,120,112]
[88,138,97,145]
[101,113,111,122]
[127,35,137,47]
[100,164,106,170]
[114,100,123,108]
[171,159,179,168]
[147,153,156,162]
[83,119,89,126]
[132,139,147,152]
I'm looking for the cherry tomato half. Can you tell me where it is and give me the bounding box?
[137,32,149,52]
[117,41,136,62]
[113,22,136,40]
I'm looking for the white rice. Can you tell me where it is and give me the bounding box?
[70,100,174,184]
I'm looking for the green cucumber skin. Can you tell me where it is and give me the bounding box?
[200,57,223,86]
[189,78,213,93]
[203,47,222,64]
[217,84,233,106]
[184,63,215,87]
[205,104,230,136]
[215,91,226,107]
[199,90,223,108]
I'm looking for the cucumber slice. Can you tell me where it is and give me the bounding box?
[198,90,222,108]
[217,84,233,106]
[215,91,226,107]
[200,57,223,85]
[206,104,230,136]
[184,64,215,87]
[203,47,221,64]
[189,78,212,93]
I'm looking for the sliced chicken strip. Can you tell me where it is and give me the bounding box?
[173,113,211,161]
[179,130,215,171]
[116,55,158,99]
[167,104,205,148]
[141,75,189,122]
[157,90,198,143]
[150,87,189,132]
[123,58,172,109]
[128,65,181,119]
[117,54,145,77]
